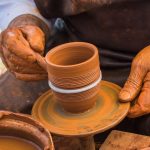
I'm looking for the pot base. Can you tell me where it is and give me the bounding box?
[54,85,99,113]
[32,81,129,137]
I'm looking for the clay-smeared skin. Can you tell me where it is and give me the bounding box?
[119,45,150,118]
[0,25,47,81]
[20,26,45,54]
[0,136,41,150]
[141,148,150,150]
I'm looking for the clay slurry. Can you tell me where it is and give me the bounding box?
[0,136,41,150]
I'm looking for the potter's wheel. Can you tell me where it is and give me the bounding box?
[32,81,130,137]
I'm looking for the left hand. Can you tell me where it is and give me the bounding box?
[0,25,47,81]
[119,45,150,118]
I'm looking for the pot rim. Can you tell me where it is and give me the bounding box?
[45,42,98,68]
[0,111,55,150]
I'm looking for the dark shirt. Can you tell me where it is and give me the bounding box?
[35,0,150,86]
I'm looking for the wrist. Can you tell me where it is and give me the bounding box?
[8,14,51,42]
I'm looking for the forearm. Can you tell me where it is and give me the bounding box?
[34,0,137,18]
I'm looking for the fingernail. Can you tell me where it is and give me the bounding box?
[119,91,131,101]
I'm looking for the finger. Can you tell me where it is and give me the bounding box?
[128,94,150,118]
[2,28,36,62]
[6,51,46,73]
[119,57,147,102]
[5,46,47,71]
[14,72,48,81]
[3,49,46,74]
[35,53,47,71]
[2,46,20,73]
[20,25,45,53]
[127,102,145,118]
[128,72,150,118]
[6,59,46,74]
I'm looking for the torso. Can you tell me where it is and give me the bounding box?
[66,0,150,53]
[64,0,150,85]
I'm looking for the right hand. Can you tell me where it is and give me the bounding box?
[0,25,47,81]
[119,45,150,118]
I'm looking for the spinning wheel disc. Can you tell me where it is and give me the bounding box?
[32,81,130,137]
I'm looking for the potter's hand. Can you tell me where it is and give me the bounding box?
[119,45,150,118]
[0,25,47,81]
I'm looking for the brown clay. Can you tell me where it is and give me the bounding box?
[45,42,100,89]
[2,28,36,62]
[0,111,54,150]
[0,136,41,150]
[20,25,45,53]
[45,42,101,113]
[100,130,150,150]
[53,85,99,113]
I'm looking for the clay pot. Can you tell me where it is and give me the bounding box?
[45,42,101,113]
[0,111,54,150]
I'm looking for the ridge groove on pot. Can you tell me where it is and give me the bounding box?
[49,66,100,89]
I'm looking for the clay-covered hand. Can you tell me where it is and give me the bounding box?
[0,25,47,81]
[119,45,150,118]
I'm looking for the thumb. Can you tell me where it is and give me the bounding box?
[119,58,146,102]
[35,53,47,71]
[20,25,45,53]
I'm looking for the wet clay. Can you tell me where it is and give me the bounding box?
[45,42,101,113]
[0,136,41,150]
[0,111,55,150]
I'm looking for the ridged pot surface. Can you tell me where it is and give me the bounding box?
[0,111,54,150]
[46,42,101,113]
[46,42,100,89]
